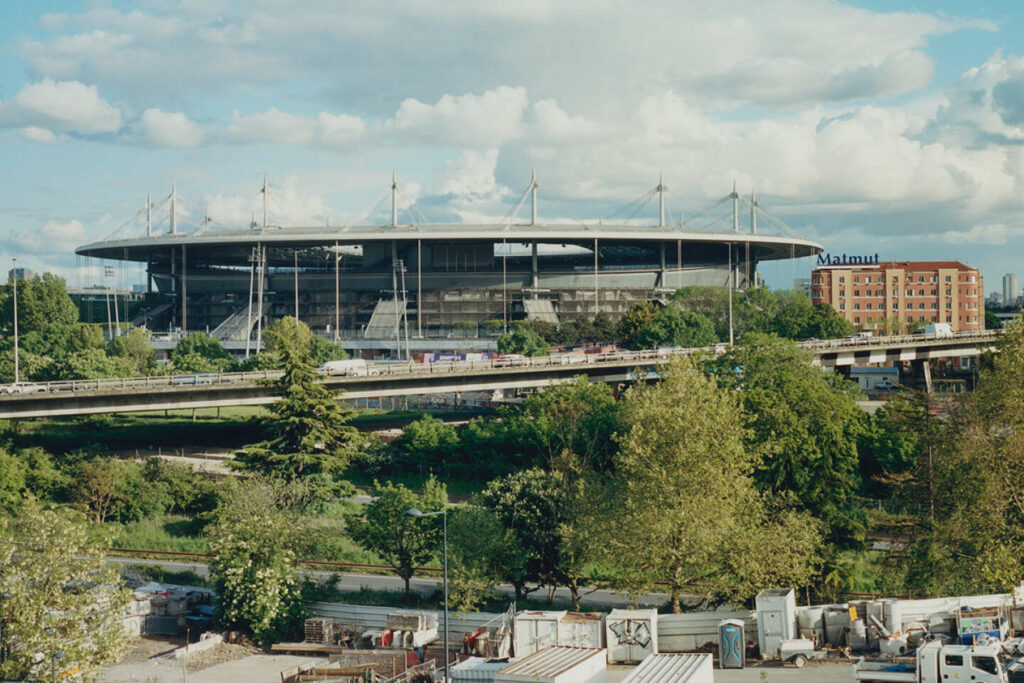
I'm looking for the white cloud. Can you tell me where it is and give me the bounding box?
[317,112,366,147]
[942,223,1024,245]
[434,149,507,198]
[228,108,316,144]
[140,108,203,147]
[388,86,528,146]
[204,176,330,227]
[0,78,121,134]
[19,126,57,143]
[10,219,87,253]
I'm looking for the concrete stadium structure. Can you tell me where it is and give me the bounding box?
[75,176,822,354]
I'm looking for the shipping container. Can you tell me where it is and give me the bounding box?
[514,611,565,658]
[621,653,713,683]
[495,647,606,683]
[605,609,658,664]
[557,613,604,649]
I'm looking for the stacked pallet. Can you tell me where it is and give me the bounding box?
[305,617,335,644]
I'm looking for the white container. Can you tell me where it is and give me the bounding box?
[496,647,606,683]
[755,588,797,659]
[797,606,825,646]
[621,653,712,683]
[514,611,565,658]
[450,657,510,682]
[557,613,604,648]
[605,609,658,664]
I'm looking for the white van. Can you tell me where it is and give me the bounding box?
[318,359,375,376]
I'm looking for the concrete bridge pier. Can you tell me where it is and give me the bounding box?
[909,359,933,393]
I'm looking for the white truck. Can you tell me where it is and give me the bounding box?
[924,322,954,338]
[854,642,1008,682]
[317,359,376,376]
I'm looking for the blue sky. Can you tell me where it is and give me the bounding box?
[1,0,1023,293]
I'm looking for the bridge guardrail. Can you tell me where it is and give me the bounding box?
[0,329,1001,398]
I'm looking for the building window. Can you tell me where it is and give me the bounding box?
[854,303,861,310]
[893,303,899,310]
[919,303,926,310]
[854,317,861,323]
[945,276,952,283]
[839,277,845,284]
[854,277,860,284]
[854,290,861,297]
[866,303,873,310]
[946,290,952,296]
[931,316,937,322]
[931,289,937,295]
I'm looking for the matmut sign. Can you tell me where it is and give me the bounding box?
[816,253,880,266]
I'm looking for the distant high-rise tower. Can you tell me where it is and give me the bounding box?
[1003,273,1018,307]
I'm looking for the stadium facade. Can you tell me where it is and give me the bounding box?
[75,180,823,353]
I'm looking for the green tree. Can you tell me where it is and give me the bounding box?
[771,290,818,339]
[497,324,550,356]
[517,377,620,471]
[713,335,866,548]
[170,332,232,372]
[607,356,822,612]
[261,316,347,366]
[347,478,447,594]
[235,317,361,479]
[0,500,130,681]
[209,477,307,645]
[477,468,565,601]
[389,415,460,474]
[0,273,79,360]
[447,505,510,612]
[69,324,107,352]
[71,457,169,523]
[45,347,135,380]
[984,308,1002,330]
[632,305,717,349]
[108,327,157,375]
[616,301,657,348]
[809,302,854,339]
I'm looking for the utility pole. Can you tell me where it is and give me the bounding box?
[334,243,340,342]
[391,172,398,227]
[245,247,255,358]
[12,259,18,384]
[262,174,268,232]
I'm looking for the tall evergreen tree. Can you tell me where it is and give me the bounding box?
[235,317,360,479]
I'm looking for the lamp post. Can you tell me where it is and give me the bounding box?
[11,259,18,385]
[50,651,65,683]
[406,507,448,681]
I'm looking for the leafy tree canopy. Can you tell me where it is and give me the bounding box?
[607,356,823,611]
[0,500,131,681]
[0,273,79,360]
[498,323,550,356]
[170,332,231,372]
[347,477,447,593]
[108,327,157,375]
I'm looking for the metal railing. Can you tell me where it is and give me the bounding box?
[0,329,1002,397]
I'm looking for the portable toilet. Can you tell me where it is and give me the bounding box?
[605,609,658,664]
[755,588,796,659]
[718,618,745,669]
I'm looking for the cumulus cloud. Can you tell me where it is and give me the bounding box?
[317,112,366,147]
[942,223,1024,245]
[0,78,120,134]
[140,108,203,147]
[228,108,316,144]
[204,176,331,227]
[19,126,58,143]
[10,219,87,253]
[387,86,529,147]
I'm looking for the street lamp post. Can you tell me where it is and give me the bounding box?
[50,651,65,683]
[406,507,448,682]
[11,259,18,385]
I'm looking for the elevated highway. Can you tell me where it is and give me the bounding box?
[0,330,1001,419]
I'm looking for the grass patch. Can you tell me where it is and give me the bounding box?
[122,563,208,587]
[109,514,209,554]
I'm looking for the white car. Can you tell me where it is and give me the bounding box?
[0,382,48,394]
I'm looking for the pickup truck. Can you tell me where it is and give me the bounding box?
[854,641,1007,682]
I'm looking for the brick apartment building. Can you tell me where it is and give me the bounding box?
[810,261,984,332]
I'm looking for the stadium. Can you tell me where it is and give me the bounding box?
[74,177,823,354]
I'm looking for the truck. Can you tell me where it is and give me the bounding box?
[924,322,954,338]
[317,359,375,376]
[854,641,1008,682]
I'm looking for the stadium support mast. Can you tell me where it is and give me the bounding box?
[751,192,757,234]
[169,181,177,235]
[731,180,738,233]
[658,173,666,227]
[530,169,538,225]
[391,172,398,227]
[262,174,268,231]
[146,192,152,237]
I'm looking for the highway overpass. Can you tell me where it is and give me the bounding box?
[0,330,1001,419]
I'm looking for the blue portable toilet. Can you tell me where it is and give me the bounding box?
[719,618,745,669]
